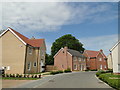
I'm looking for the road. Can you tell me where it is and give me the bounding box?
[15,71,114,89]
[36,71,113,88]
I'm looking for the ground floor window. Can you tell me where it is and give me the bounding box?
[74,64,77,70]
[118,64,120,72]
[33,62,37,67]
[100,65,102,69]
[28,62,31,71]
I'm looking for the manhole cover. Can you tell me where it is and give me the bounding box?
[48,80,54,82]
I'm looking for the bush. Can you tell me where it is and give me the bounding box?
[2,74,5,77]
[34,75,37,78]
[16,74,19,77]
[64,68,71,73]
[57,70,63,73]
[50,71,59,75]
[90,69,97,71]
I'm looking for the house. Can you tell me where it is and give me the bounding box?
[83,49,108,70]
[110,41,120,74]
[54,47,86,71]
[0,27,46,74]
[107,53,113,69]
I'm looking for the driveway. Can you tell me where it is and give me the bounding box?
[15,71,114,89]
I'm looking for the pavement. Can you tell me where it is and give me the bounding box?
[13,71,114,89]
[2,80,33,88]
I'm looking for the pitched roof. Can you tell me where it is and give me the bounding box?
[67,49,86,58]
[1,27,44,47]
[85,50,106,58]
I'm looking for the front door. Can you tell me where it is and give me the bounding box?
[40,60,44,72]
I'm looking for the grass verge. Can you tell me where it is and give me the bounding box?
[96,71,120,90]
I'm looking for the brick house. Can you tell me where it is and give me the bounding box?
[54,47,86,71]
[83,49,108,70]
[0,27,46,74]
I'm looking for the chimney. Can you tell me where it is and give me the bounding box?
[100,49,103,52]
[64,46,68,50]
[31,36,35,39]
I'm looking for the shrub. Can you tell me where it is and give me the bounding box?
[38,74,41,78]
[34,75,37,78]
[57,70,63,73]
[27,75,29,78]
[6,74,9,77]
[16,74,19,77]
[31,75,34,78]
[13,74,15,77]
[23,74,26,78]
[50,71,59,75]
[64,68,71,73]
[90,69,97,71]
[19,74,22,78]
[2,74,5,77]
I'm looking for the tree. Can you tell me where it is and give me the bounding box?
[0,30,5,34]
[50,34,85,65]
[45,53,53,65]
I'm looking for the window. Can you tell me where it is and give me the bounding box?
[74,64,77,70]
[100,65,102,69]
[73,57,77,61]
[7,66,10,70]
[29,47,32,54]
[78,57,81,61]
[118,64,120,72]
[28,62,31,71]
[33,62,37,67]
[99,58,102,61]
[104,65,106,68]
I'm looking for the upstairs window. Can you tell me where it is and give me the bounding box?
[78,57,81,61]
[99,58,102,61]
[73,57,77,61]
[28,47,32,54]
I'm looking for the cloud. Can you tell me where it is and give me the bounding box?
[2,2,117,32]
[80,34,118,55]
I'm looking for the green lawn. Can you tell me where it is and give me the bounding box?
[0,77,40,80]
[97,73,120,90]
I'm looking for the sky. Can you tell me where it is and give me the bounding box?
[1,2,118,55]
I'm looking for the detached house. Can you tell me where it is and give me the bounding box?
[83,49,108,70]
[110,41,120,74]
[0,27,46,74]
[54,47,86,71]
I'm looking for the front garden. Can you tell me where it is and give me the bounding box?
[96,70,120,90]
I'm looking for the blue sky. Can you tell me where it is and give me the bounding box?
[1,2,118,55]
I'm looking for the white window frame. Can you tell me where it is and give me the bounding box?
[73,57,77,61]
[28,62,31,71]
[104,65,106,69]
[7,66,10,70]
[100,65,102,69]
[99,58,102,61]
[78,57,81,61]
[74,64,77,70]
[33,62,37,67]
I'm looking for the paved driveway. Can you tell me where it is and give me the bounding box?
[16,71,114,89]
